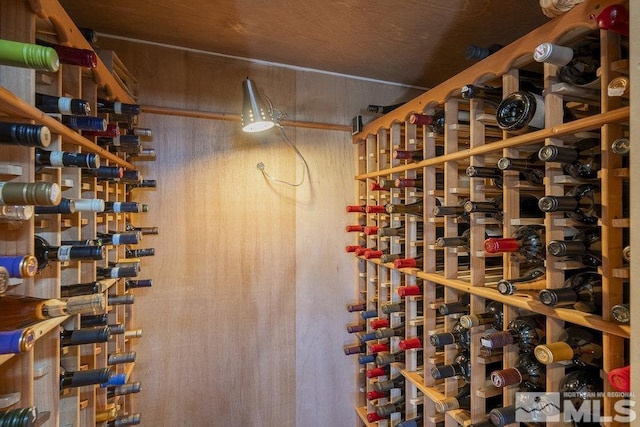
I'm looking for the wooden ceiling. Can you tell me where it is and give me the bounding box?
[60,0,549,88]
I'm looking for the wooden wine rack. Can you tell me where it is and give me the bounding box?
[350,1,630,426]
[0,0,147,425]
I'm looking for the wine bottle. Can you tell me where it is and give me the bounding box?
[464,194,543,223]
[460,84,503,106]
[99,134,141,148]
[459,301,503,330]
[343,343,366,356]
[126,223,159,235]
[596,4,629,36]
[107,351,137,365]
[378,223,424,238]
[126,179,157,191]
[611,303,630,323]
[438,299,469,317]
[375,325,405,339]
[393,149,423,162]
[394,177,422,189]
[367,102,405,114]
[538,138,600,180]
[611,137,630,156]
[103,201,148,213]
[61,115,107,132]
[429,320,471,350]
[0,122,51,148]
[97,231,142,246]
[534,326,602,366]
[0,205,33,222]
[496,266,546,295]
[538,183,600,225]
[125,248,155,258]
[108,294,135,306]
[496,152,545,186]
[559,368,603,414]
[35,93,90,116]
[130,127,153,137]
[0,181,61,206]
[373,375,404,392]
[398,336,422,351]
[375,350,422,367]
[396,416,423,427]
[0,38,59,71]
[0,293,104,330]
[496,91,545,134]
[36,148,100,169]
[434,383,470,413]
[480,315,545,351]
[393,253,423,269]
[547,226,601,267]
[60,365,112,389]
[538,271,601,313]
[106,382,141,398]
[533,39,600,87]
[431,349,471,383]
[81,123,121,138]
[71,198,105,213]
[36,40,97,68]
[97,99,141,116]
[125,279,153,290]
[375,396,405,418]
[464,43,503,60]
[409,110,470,134]
[384,199,424,216]
[397,283,423,297]
[97,265,138,279]
[0,407,38,425]
[33,198,75,214]
[608,365,630,393]
[0,327,35,354]
[80,313,108,328]
[346,323,365,334]
[488,381,545,426]
[60,281,108,298]
[34,235,104,271]
[490,350,545,388]
[366,365,390,379]
[432,198,470,223]
[60,326,110,347]
[484,225,546,265]
[84,166,123,180]
[0,255,38,278]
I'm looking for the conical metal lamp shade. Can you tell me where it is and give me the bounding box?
[241,78,274,133]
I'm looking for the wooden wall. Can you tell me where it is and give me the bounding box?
[98,37,422,426]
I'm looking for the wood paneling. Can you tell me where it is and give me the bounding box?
[98,37,421,426]
[60,0,548,88]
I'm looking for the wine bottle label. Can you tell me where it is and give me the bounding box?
[113,102,123,115]
[56,246,72,261]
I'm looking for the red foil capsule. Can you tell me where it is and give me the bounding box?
[369,343,389,353]
[595,5,629,37]
[366,390,386,401]
[399,337,422,351]
[394,258,418,268]
[370,318,389,330]
[365,205,386,214]
[484,237,520,253]
[345,225,364,232]
[398,285,421,297]
[345,205,365,213]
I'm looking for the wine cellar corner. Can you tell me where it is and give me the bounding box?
[346,1,633,426]
[0,0,155,426]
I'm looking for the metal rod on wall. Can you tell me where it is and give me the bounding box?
[140,104,351,132]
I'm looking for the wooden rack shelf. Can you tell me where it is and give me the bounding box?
[0,1,152,426]
[348,1,631,426]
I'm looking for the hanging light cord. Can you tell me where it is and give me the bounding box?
[257,125,310,187]
[256,97,310,187]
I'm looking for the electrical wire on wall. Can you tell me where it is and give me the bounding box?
[255,98,310,187]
